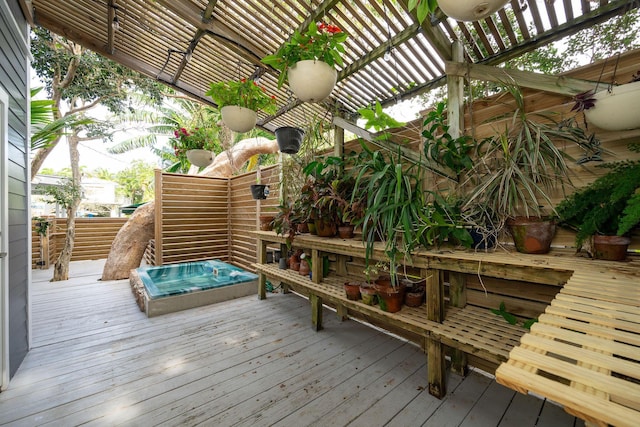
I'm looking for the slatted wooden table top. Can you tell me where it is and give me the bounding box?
[495,268,640,427]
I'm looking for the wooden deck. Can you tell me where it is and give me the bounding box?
[0,260,584,427]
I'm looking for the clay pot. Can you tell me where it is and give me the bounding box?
[593,235,631,261]
[404,289,425,307]
[299,259,310,276]
[343,282,362,301]
[259,215,275,231]
[359,284,378,305]
[297,222,309,233]
[374,281,406,313]
[337,225,355,239]
[314,218,337,237]
[507,217,556,254]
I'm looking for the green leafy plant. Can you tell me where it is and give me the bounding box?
[33,216,51,236]
[422,102,478,181]
[169,127,219,168]
[556,159,640,248]
[407,0,439,24]
[491,302,538,330]
[358,101,405,138]
[205,78,277,114]
[262,21,348,88]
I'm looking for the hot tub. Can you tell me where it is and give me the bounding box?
[130,260,258,317]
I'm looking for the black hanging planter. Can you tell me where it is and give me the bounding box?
[250,184,269,200]
[275,126,304,154]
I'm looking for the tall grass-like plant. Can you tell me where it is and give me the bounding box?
[464,84,576,229]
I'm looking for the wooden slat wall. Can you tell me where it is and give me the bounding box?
[229,165,281,272]
[155,171,230,265]
[31,218,129,267]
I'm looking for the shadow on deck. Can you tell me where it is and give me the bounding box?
[0,260,584,426]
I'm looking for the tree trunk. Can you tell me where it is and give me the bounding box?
[101,136,279,280]
[52,133,82,281]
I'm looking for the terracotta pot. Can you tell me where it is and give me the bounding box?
[186,149,214,167]
[297,222,309,233]
[314,219,337,237]
[287,60,337,102]
[343,282,362,301]
[593,235,631,261]
[220,105,257,133]
[337,224,355,239]
[584,81,640,131]
[359,284,377,305]
[290,260,300,271]
[299,259,310,276]
[404,290,425,307]
[507,217,556,254]
[374,282,406,313]
[259,215,275,231]
[438,0,509,21]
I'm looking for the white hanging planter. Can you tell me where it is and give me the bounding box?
[583,81,640,131]
[438,0,509,22]
[186,149,215,167]
[220,105,257,133]
[287,60,337,102]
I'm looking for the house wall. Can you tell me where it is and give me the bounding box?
[0,0,31,378]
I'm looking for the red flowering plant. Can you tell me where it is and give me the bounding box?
[169,127,218,164]
[261,21,348,87]
[205,78,277,114]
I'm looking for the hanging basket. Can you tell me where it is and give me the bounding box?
[438,0,509,21]
[220,105,257,133]
[186,149,215,167]
[584,81,640,131]
[250,184,269,200]
[275,126,304,154]
[287,60,337,102]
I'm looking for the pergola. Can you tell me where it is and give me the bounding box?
[21,0,638,132]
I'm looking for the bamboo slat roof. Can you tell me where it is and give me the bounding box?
[24,0,638,132]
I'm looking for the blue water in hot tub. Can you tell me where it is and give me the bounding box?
[136,260,258,299]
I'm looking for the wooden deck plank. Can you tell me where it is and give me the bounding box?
[459,380,515,427]
[0,261,585,427]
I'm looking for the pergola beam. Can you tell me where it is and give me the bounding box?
[397,0,453,61]
[445,62,603,96]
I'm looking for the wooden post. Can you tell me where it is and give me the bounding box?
[336,304,348,321]
[426,267,446,398]
[280,242,290,294]
[154,169,163,266]
[257,236,268,300]
[310,293,323,331]
[449,272,468,376]
[311,248,321,284]
[39,221,50,269]
[336,254,347,276]
[447,40,468,378]
[334,110,345,164]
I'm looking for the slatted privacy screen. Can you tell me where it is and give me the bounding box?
[154,171,230,265]
[229,165,281,271]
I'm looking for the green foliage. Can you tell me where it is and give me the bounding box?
[464,84,575,222]
[491,302,538,330]
[115,160,155,204]
[422,102,478,181]
[32,216,51,236]
[358,101,405,136]
[30,27,164,115]
[205,79,277,114]
[556,160,640,247]
[407,0,438,24]
[261,21,348,88]
[41,178,82,209]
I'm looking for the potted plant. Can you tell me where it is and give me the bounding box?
[261,21,348,102]
[205,78,277,133]
[573,70,640,131]
[556,156,640,261]
[170,127,218,168]
[408,0,509,22]
[464,84,581,254]
[302,156,347,237]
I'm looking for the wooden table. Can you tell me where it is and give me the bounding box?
[496,269,640,427]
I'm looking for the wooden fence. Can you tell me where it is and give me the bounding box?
[32,217,128,269]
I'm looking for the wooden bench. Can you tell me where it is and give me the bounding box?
[495,269,640,427]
